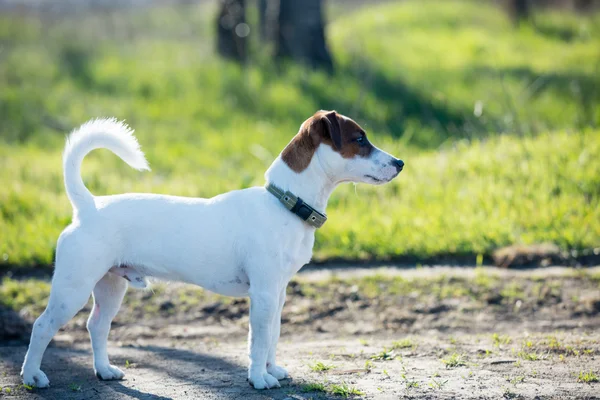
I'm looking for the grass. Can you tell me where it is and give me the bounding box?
[300,381,363,397]
[441,353,468,368]
[370,348,396,361]
[517,351,542,361]
[391,338,416,351]
[0,277,51,316]
[3,267,597,318]
[68,383,82,392]
[577,370,599,383]
[309,361,336,372]
[429,377,448,390]
[493,333,512,347]
[329,383,364,398]
[0,1,599,269]
[301,382,327,393]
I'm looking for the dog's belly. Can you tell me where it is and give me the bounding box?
[119,254,251,297]
[205,274,251,297]
[93,189,312,297]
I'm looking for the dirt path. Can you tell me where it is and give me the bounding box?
[1,266,600,399]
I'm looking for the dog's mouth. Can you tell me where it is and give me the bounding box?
[365,175,384,183]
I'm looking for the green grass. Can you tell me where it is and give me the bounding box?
[308,361,336,372]
[329,383,365,398]
[577,370,599,383]
[370,348,396,361]
[517,350,542,361]
[0,1,599,269]
[391,338,416,351]
[68,383,82,392]
[441,353,468,368]
[0,277,51,315]
[300,382,327,393]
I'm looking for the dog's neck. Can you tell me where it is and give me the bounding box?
[264,152,336,215]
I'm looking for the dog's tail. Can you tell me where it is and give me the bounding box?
[63,118,150,213]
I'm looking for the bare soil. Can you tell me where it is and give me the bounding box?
[1,266,600,399]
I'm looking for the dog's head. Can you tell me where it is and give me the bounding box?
[282,110,403,185]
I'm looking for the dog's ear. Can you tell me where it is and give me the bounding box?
[320,111,342,150]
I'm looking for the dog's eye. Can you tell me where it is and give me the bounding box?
[356,136,366,145]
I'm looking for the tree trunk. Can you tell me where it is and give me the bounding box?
[258,0,278,43]
[216,0,248,63]
[275,0,333,72]
[574,0,593,11]
[505,0,532,23]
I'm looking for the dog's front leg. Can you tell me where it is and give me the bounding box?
[248,288,281,389]
[266,287,288,380]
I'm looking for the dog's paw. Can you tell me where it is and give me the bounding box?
[248,371,281,389]
[95,364,125,381]
[267,364,289,380]
[21,368,50,388]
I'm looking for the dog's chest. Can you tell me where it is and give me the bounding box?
[283,229,315,277]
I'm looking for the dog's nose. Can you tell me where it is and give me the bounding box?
[393,159,404,171]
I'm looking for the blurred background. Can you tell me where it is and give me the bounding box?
[0,0,598,269]
[1,2,600,397]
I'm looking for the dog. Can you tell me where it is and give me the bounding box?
[21,110,403,390]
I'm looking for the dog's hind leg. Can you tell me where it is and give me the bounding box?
[87,272,127,380]
[21,273,99,388]
[21,239,109,388]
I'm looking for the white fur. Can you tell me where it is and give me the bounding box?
[21,117,401,390]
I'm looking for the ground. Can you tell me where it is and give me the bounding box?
[1,266,599,399]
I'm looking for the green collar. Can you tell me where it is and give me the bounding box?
[266,183,327,228]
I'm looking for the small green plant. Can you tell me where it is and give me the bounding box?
[503,387,518,399]
[22,384,34,390]
[330,383,364,398]
[364,360,373,372]
[441,353,467,368]
[429,378,448,390]
[405,379,419,389]
[4,387,12,394]
[125,359,132,368]
[546,336,561,349]
[301,382,327,392]
[370,348,396,361]
[391,338,415,350]
[577,370,599,383]
[68,383,82,392]
[493,333,512,347]
[382,369,389,378]
[509,376,525,386]
[517,351,540,361]
[479,349,493,358]
[359,338,369,346]
[402,372,419,390]
[309,361,336,372]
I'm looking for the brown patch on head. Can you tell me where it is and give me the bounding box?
[281,110,374,172]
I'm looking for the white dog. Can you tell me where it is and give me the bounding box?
[21,110,403,390]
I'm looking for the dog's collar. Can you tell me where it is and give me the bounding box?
[265,183,327,229]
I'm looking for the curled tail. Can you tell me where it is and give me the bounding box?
[63,118,150,213]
